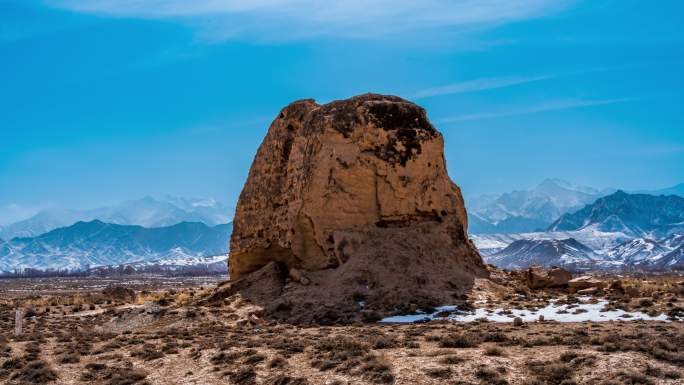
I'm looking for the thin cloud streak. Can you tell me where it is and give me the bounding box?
[414,74,554,99]
[437,98,636,123]
[415,67,624,99]
[45,0,575,41]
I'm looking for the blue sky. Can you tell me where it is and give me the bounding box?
[0,0,682,223]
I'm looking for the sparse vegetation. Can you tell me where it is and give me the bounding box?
[131,343,165,361]
[484,345,504,356]
[227,366,257,385]
[423,366,452,379]
[440,355,466,365]
[80,362,149,385]
[527,361,573,385]
[439,332,480,348]
[0,356,58,385]
[0,274,681,385]
[475,365,508,385]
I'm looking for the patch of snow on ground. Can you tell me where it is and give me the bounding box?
[380,298,675,324]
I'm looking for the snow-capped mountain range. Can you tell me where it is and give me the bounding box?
[486,238,600,271]
[0,220,232,273]
[466,179,684,235]
[474,191,684,271]
[89,254,229,275]
[0,196,232,240]
[1,185,682,274]
[548,191,684,237]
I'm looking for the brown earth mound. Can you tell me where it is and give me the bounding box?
[222,93,488,324]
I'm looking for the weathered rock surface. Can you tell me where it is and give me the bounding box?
[525,266,572,289]
[226,93,488,323]
[568,276,606,293]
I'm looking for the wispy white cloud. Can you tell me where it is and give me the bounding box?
[437,97,635,123]
[44,0,575,41]
[414,67,624,99]
[415,74,554,99]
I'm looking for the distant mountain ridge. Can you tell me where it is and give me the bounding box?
[548,191,684,237]
[605,238,668,265]
[0,220,231,273]
[487,238,599,270]
[474,190,684,271]
[0,196,232,240]
[89,254,229,276]
[657,246,684,270]
[467,180,684,235]
[3,184,682,274]
[633,183,684,198]
[477,233,684,271]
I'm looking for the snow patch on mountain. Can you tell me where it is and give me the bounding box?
[485,238,599,270]
[473,228,683,271]
[605,238,668,264]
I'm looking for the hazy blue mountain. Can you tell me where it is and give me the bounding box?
[467,179,608,234]
[633,183,684,198]
[0,209,74,240]
[0,220,232,273]
[548,191,684,237]
[485,238,598,270]
[469,215,549,234]
[0,196,232,240]
[468,213,499,234]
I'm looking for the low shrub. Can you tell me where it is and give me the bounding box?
[484,346,504,356]
[439,333,480,348]
[527,361,573,385]
[423,366,451,379]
